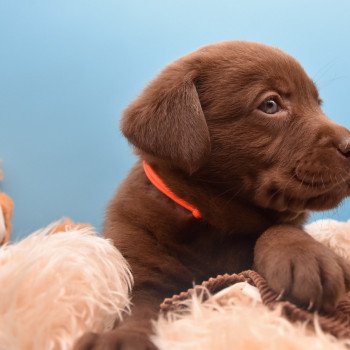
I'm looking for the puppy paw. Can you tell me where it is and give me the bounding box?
[73,329,157,350]
[254,227,350,312]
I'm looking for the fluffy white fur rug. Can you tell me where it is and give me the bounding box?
[1,219,350,350]
[0,222,132,350]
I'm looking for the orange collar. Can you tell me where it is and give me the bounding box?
[143,161,202,219]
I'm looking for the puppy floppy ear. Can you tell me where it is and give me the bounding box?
[121,72,210,173]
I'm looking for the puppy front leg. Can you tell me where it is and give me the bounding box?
[254,225,350,312]
[74,290,161,350]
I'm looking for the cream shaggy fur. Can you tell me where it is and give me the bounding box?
[0,222,132,350]
[151,220,350,350]
[153,291,350,350]
[306,219,350,261]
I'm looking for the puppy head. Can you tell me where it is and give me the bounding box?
[121,41,350,213]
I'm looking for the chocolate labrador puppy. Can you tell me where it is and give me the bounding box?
[75,41,350,349]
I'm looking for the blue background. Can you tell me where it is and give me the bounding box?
[1,0,350,240]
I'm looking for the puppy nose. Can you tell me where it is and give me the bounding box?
[337,137,350,158]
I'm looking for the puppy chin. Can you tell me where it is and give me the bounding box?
[304,190,347,211]
[254,187,346,213]
[252,170,349,213]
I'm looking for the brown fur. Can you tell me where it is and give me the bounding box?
[74,41,350,350]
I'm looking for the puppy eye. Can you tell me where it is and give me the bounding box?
[258,98,280,114]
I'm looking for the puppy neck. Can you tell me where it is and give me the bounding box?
[143,160,202,219]
[141,158,307,235]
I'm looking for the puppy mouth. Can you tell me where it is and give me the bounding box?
[292,170,333,190]
[254,166,350,213]
[283,168,350,211]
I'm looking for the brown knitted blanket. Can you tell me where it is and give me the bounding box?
[160,270,350,339]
